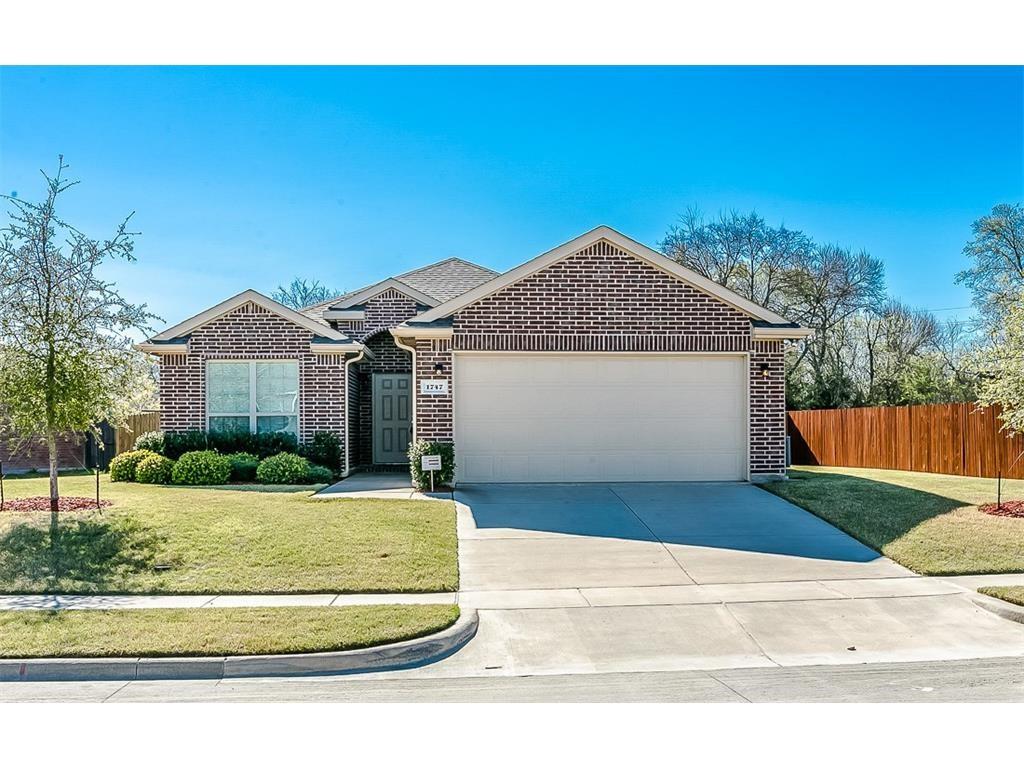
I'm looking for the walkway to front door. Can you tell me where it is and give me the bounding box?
[372,373,412,464]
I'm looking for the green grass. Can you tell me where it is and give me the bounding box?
[764,466,1024,576]
[0,604,460,658]
[0,473,458,594]
[978,586,1024,607]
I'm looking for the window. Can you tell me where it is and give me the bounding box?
[207,361,299,436]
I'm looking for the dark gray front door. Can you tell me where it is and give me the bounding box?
[373,374,412,464]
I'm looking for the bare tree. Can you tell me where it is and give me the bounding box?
[272,277,340,309]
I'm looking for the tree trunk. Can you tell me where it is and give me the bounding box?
[47,430,59,534]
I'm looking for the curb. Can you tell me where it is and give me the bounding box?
[0,609,478,682]
[970,593,1024,626]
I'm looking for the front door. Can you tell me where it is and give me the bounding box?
[373,374,412,464]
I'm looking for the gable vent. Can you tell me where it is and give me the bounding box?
[574,239,628,258]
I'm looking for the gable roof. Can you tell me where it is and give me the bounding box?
[146,289,351,343]
[393,257,500,302]
[411,226,808,334]
[300,257,499,321]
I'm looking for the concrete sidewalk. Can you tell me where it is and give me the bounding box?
[1,572,1017,611]
[317,472,451,500]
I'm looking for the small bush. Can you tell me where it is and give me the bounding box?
[256,452,311,485]
[135,454,175,484]
[206,428,255,456]
[163,430,208,459]
[226,452,260,482]
[408,440,456,490]
[299,432,342,472]
[109,450,159,482]
[133,430,165,454]
[254,431,299,458]
[171,450,232,486]
[305,463,335,484]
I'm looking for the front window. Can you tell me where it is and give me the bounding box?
[207,361,299,436]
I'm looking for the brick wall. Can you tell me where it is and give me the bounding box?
[360,289,421,340]
[356,329,412,465]
[749,340,786,475]
[0,431,85,472]
[408,238,788,477]
[158,301,347,443]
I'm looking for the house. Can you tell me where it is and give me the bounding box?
[137,226,811,483]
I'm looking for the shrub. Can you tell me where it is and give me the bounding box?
[408,440,456,490]
[226,452,260,482]
[109,450,159,482]
[207,428,256,456]
[254,431,299,458]
[299,432,342,472]
[171,450,232,486]
[163,430,208,459]
[135,454,175,484]
[133,430,165,454]
[305,463,335,484]
[256,452,311,485]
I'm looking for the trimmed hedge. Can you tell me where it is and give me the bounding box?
[408,440,456,490]
[162,430,208,459]
[135,454,175,485]
[161,429,300,459]
[171,450,232,486]
[109,450,159,483]
[305,463,335,484]
[226,452,260,482]
[256,452,311,485]
[298,432,342,472]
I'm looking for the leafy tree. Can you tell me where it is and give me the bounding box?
[971,291,1024,436]
[271,277,340,309]
[956,202,1024,325]
[0,157,157,534]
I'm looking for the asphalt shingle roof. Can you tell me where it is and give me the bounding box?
[299,257,498,321]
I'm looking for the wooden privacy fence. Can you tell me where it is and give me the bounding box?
[113,411,161,456]
[787,403,1024,480]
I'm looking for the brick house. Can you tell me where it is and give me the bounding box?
[138,226,810,482]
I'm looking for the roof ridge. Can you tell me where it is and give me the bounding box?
[395,256,499,279]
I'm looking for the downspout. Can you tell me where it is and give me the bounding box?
[391,331,417,443]
[342,348,367,478]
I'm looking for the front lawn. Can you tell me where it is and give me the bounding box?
[764,466,1024,576]
[0,474,457,594]
[978,586,1024,607]
[0,604,459,658]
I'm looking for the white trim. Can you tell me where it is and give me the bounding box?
[322,309,366,321]
[309,342,367,355]
[451,350,750,484]
[328,278,439,310]
[205,359,300,438]
[136,342,188,355]
[151,289,349,342]
[414,226,804,329]
[752,326,814,340]
[391,326,454,340]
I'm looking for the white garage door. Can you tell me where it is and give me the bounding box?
[454,353,747,483]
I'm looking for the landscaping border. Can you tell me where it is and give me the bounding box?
[0,609,478,681]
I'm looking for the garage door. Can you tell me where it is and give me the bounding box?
[454,354,747,483]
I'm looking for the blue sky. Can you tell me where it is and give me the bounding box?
[1,66,1021,330]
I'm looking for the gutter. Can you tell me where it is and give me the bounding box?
[391,330,418,443]
[342,348,367,478]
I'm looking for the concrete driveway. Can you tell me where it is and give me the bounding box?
[370,481,1024,679]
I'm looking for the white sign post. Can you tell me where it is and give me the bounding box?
[421,454,442,492]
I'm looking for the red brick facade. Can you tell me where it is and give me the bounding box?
[410,238,788,477]
[0,431,85,472]
[153,238,791,478]
[158,301,347,443]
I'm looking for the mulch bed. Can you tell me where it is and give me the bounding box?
[980,500,1024,518]
[1,496,112,512]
